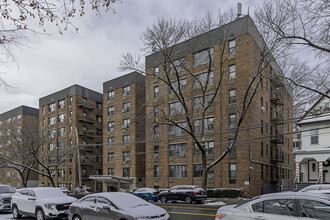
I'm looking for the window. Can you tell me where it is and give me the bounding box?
[49,103,56,112]
[154,146,159,158]
[17,115,21,122]
[83,112,87,120]
[169,79,187,94]
[154,106,159,118]
[170,58,186,74]
[69,111,72,120]
[229,139,236,158]
[194,48,213,66]
[169,165,187,178]
[262,199,294,216]
[123,168,130,177]
[229,39,236,54]
[300,199,330,219]
[194,71,214,88]
[154,165,159,177]
[96,102,102,109]
[123,86,130,96]
[194,164,203,177]
[49,116,55,125]
[108,153,114,162]
[154,67,159,78]
[261,97,264,111]
[169,122,187,137]
[108,91,115,100]
[229,163,237,184]
[42,106,45,114]
[229,114,236,129]
[311,130,318,144]
[123,135,130,145]
[154,126,159,139]
[58,127,65,136]
[58,99,65,109]
[69,125,72,134]
[48,143,55,152]
[123,119,130,129]
[261,120,264,134]
[154,86,159,98]
[108,106,114,116]
[58,142,65,150]
[169,143,187,157]
[48,129,56,138]
[69,97,73,105]
[108,137,114,148]
[123,151,130,161]
[193,94,214,111]
[108,168,114,175]
[228,64,236,80]
[58,169,65,178]
[108,122,114,132]
[58,113,65,123]
[194,117,214,132]
[194,141,214,155]
[123,102,130,112]
[169,101,184,115]
[229,89,236,104]
[49,156,56,164]
[261,142,264,156]
[96,115,102,122]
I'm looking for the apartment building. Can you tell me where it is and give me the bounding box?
[100,72,146,192]
[38,85,103,192]
[0,106,39,188]
[144,15,293,197]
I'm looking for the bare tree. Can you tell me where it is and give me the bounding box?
[0,124,71,187]
[120,14,285,190]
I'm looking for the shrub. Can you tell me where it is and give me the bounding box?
[207,188,243,198]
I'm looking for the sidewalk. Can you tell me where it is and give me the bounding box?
[204,197,250,206]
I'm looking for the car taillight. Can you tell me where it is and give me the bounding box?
[215,214,226,219]
[194,192,200,195]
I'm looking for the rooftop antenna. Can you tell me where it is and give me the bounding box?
[237,3,242,18]
[248,6,250,15]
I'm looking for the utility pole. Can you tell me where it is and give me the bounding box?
[75,127,82,188]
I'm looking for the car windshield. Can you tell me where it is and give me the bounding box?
[34,188,67,198]
[136,188,157,193]
[0,186,16,193]
[107,193,150,209]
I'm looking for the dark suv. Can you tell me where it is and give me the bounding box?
[159,185,206,204]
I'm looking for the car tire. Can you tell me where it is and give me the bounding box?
[143,196,148,201]
[160,196,167,203]
[12,205,22,219]
[35,208,45,220]
[73,214,82,220]
[184,196,192,204]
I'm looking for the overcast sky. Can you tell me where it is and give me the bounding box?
[0,0,264,113]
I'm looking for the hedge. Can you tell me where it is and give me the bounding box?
[207,188,243,198]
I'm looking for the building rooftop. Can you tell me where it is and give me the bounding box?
[103,71,145,93]
[0,105,39,121]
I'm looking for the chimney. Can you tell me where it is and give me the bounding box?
[237,3,242,18]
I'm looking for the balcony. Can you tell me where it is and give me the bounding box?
[271,112,284,124]
[78,117,94,124]
[78,103,94,110]
[271,153,284,163]
[270,133,284,144]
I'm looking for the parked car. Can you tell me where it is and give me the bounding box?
[159,185,206,204]
[132,188,159,202]
[0,185,16,212]
[59,187,73,196]
[11,187,77,219]
[215,191,330,220]
[69,192,169,220]
[299,184,330,194]
[72,188,92,199]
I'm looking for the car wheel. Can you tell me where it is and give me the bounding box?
[73,214,82,220]
[184,196,192,204]
[160,196,167,203]
[35,208,45,220]
[143,196,148,201]
[12,205,21,219]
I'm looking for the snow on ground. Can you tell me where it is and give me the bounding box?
[203,201,226,206]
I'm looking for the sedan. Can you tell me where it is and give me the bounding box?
[215,191,330,220]
[69,192,169,220]
[132,188,159,202]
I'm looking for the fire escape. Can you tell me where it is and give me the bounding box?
[270,76,285,183]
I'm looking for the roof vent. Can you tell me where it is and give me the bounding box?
[237,3,242,18]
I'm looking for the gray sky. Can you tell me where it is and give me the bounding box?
[0,0,263,113]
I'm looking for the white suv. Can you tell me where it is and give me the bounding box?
[11,187,76,220]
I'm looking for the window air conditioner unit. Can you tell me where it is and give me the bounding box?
[122,125,127,129]
[154,153,159,159]
[169,131,175,136]
[208,173,214,179]
[261,106,264,112]
[122,109,127,113]
[126,158,130,162]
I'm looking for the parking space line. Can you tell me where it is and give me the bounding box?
[159,205,218,211]
[167,211,215,216]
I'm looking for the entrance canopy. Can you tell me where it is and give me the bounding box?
[89,175,134,184]
[294,148,330,162]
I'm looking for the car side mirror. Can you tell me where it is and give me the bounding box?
[168,190,171,192]
[103,205,111,212]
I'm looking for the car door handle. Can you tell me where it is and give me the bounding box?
[90,206,95,208]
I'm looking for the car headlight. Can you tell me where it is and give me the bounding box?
[44,203,57,210]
